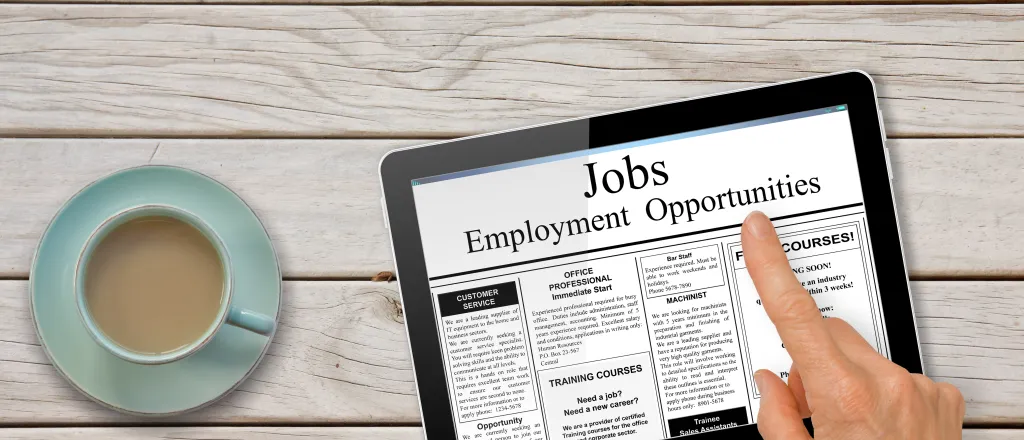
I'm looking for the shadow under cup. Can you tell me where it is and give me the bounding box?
[74,204,275,365]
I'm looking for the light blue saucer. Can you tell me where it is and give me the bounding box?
[30,165,281,416]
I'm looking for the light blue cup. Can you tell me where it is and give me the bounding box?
[33,165,281,415]
[74,204,276,365]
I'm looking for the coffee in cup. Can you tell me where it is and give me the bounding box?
[75,204,275,365]
[84,215,224,355]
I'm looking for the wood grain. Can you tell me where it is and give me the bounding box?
[0,427,1015,439]
[2,138,1024,278]
[2,0,1019,5]
[0,138,404,278]
[889,139,1024,278]
[0,281,418,424]
[1,280,1023,424]
[1,6,1021,138]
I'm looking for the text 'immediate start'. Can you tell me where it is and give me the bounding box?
[548,267,613,301]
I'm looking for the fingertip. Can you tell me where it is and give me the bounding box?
[741,211,785,265]
[744,210,766,223]
[755,369,812,440]
[753,369,770,389]
[743,211,774,240]
[755,369,793,408]
[754,369,783,397]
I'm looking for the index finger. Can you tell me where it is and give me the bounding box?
[741,211,846,380]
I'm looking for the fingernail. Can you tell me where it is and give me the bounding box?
[744,211,772,239]
[754,370,767,392]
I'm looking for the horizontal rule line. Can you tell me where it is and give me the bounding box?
[428,202,864,281]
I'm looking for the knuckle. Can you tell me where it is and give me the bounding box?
[887,372,920,398]
[770,288,817,323]
[915,375,939,401]
[875,373,926,424]
[876,371,921,410]
[831,374,875,417]
[939,383,966,409]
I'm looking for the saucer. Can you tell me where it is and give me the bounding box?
[30,165,281,416]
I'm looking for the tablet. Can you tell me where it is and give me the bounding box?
[379,71,922,440]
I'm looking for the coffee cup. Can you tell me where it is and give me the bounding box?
[74,204,276,365]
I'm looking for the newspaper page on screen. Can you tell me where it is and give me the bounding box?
[411,108,889,440]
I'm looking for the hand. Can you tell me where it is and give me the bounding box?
[740,211,965,440]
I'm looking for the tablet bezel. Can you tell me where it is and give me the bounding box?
[379,71,922,440]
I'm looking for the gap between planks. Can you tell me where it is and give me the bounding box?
[0,428,1017,440]
[9,274,1024,282]
[0,422,425,428]
[2,0,1023,5]
[0,134,1022,140]
[0,422,1018,429]
[0,275,400,281]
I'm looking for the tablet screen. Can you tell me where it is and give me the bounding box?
[410,105,890,439]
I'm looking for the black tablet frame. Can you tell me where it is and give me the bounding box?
[379,71,922,440]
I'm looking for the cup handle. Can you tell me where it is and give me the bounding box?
[226,306,276,337]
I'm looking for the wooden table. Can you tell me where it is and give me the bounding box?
[0,2,1022,438]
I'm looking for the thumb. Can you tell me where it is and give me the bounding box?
[754,370,812,440]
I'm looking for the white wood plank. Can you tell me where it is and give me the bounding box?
[0,139,403,278]
[890,139,1024,277]
[0,281,418,424]
[2,138,1024,278]
[0,0,1011,4]
[0,427,1014,439]
[0,6,1020,137]
[915,282,1024,423]
[1,280,1022,424]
